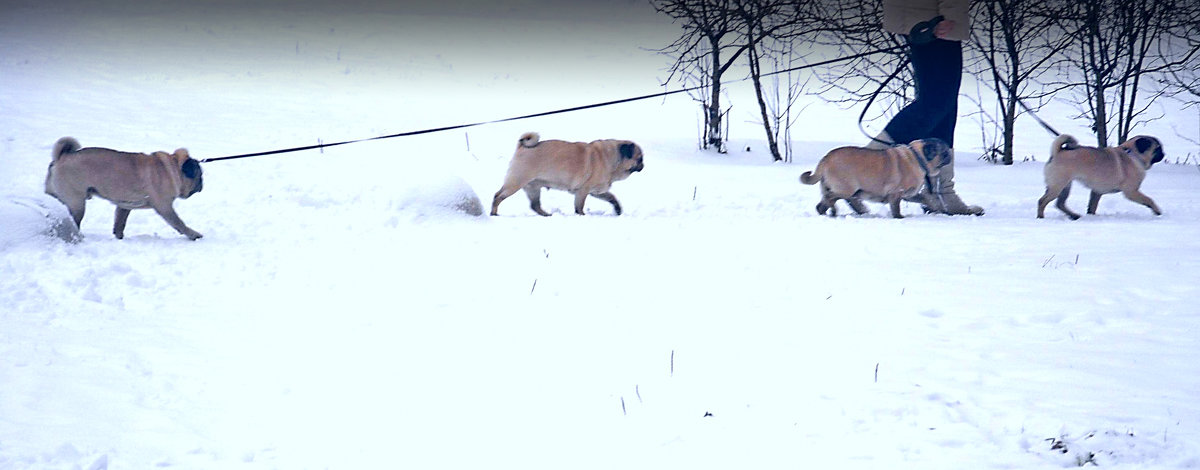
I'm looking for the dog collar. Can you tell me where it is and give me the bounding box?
[902,145,938,194]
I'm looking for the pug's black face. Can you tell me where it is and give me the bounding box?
[1132,136,1165,167]
[619,142,645,174]
[917,138,953,168]
[182,158,203,197]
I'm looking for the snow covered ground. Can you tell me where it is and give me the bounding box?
[2,1,1200,469]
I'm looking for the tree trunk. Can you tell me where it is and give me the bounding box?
[1094,80,1108,147]
[1003,95,1017,164]
[747,41,781,161]
[707,42,725,152]
[1002,11,1019,165]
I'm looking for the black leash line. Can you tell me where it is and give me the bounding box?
[858,55,911,147]
[200,88,690,162]
[200,45,907,164]
[855,14,1061,146]
[978,50,1061,137]
[856,46,1063,147]
[857,16,945,147]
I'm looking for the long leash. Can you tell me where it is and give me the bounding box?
[977,50,1061,137]
[199,90,693,163]
[858,55,911,147]
[857,54,1060,148]
[200,45,906,163]
[856,49,1062,146]
[857,16,943,147]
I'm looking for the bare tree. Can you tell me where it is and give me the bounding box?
[1158,2,1200,132]
[968,0,1074,164]
[653,0,744,153]
[1055,0,1200,146]
[1158,3,1200,160]
[805,0,910,140]
[654,0,823,158]
[736,0,822,161]
[763,47,814,162]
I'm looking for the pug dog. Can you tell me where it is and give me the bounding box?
[490,132,645,216]
[1037,134,1164,220]
[44,137,205,240]
[799,138,952,218]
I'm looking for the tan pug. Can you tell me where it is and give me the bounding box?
[44,137,205,240]
[799,138,952,218]
[490,132,645,216]
[1037,134,1164,220]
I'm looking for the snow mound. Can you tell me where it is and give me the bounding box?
[391,173,485,219]
[0,193,80,248]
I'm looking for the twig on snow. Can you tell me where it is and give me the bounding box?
[670,350,675,377]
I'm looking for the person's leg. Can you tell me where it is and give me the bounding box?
[881,40,980,215]
[928,90,960,146]
[883,39,962,145]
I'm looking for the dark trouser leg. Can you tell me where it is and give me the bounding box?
[885,39,980,215]
[883,39,962,146]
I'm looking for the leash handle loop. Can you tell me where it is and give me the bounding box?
[908,15,945,46]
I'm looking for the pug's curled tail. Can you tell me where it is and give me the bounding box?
[518,132,540,148]
[53,137,81,161]
[1049,134,1078,162]
[799,170,822,185]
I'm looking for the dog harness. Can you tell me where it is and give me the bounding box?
[900,145,938,194]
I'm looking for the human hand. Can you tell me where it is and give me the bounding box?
[934,19,956,39]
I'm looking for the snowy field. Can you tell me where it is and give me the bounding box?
[3,1,1200,469]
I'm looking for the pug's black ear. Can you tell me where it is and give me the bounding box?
[1135,137,1154,154]
[619,143,636,159]
[182,158,201,179]
[922,138,946,160]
